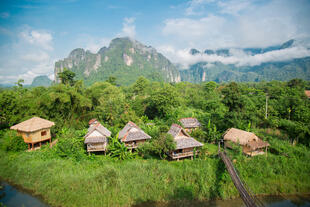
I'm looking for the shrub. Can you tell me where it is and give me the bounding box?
[1,130,27,152]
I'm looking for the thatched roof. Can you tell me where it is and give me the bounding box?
[223,128,269,149]
[10,117,55,132]
[175,137,203,150]
[168,124,203,149]
[246,139,270,150]
[84,123,111,144]
[168,124,190,138]
[88,118,98,126]
[118,121,151,142]
[179,117,201,128]
[305,90,310,98]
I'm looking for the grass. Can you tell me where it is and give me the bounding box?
[0,135,310,207]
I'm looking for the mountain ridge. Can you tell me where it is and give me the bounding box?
[53,38,310,85]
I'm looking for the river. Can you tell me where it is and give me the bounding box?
[1,181,309,207]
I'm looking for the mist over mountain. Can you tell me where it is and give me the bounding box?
[179,39,310,82]
[53,38,310,85]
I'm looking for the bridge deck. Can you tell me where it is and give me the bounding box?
[219,151,264,207]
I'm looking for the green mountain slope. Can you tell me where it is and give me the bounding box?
[31,75,52,87]
[54,37,181,86]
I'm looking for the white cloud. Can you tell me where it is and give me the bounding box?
[120,17,136,38]
[20,29,53,50]
[185,0,215,16]
[217,0,253,16]
[21,51,50,62]
[158,45,310,68]
[162,0,310,50]
[0,27,54,84]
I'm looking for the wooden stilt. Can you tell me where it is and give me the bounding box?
[32,143,34,150]
[40,142,42,148]
[28,144,30,150]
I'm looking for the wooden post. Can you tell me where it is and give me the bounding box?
[28,144,30,150]
[32,143,34,150]
[40,142,42,148]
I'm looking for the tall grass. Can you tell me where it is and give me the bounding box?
[0,136,310,207]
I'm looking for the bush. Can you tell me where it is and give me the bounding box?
[0,130,27,152]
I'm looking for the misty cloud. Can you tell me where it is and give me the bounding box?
[158,45,310,68]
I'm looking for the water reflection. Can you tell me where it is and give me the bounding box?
[0,180,309,207]
[0,181,48,207]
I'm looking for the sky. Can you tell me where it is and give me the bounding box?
[0,0,310,84]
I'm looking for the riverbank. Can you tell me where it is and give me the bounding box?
[0,137,310,207]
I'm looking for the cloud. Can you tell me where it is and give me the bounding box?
[158,45,310,68]
[0,27,54,84]
[0,12,10,19]
[120,17,136,38]
[162,0,310,50]
[19,29,53,50]
[185,0,215,16]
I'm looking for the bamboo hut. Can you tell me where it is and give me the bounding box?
[305,90,310,99]
[84,121,111,154]
[179,117,201,132]
[10,117,55,150]
[223,128,270,156]
[118,121,151,149]
[168,124,203,160]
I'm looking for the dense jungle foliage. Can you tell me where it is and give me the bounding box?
[1,76,310,206]
[1,76,310,147]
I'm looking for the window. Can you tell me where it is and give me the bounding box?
[41,131,47,136]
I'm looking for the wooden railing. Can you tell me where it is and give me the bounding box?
[171,151,194,159]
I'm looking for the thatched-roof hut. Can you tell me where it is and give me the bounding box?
[84,121,111,154]
[168,124,203,160]
[10,117,55,150]
[223,128,270,156]
[305,90,310,99]
[179,117,201,132]
[118,121,151,149]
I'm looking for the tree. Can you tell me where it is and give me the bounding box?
[58,69,76,86]
[106,76,117,86]
[145,84,180,119]
[133,76,149,95]
[15,79,24,88]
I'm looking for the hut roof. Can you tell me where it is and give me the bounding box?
[246,139,270,150]
[179,117,201,128]
[175,137,203,150]
[305,90,310,98]
[168,124,190,138]
[168,124,203,149]
[118,121,151,142]
[223,128,269,149]
[88,118,98,126]
[223,128,259,145]
[10,117,55,132]
[84,123,111,144]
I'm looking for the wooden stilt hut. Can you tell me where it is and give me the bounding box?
[179,117,201,133]
[118,121,151,149]
[168,124,203,160]
[10,117,55,150]
[223,128,270,156]
[84,120,111,154]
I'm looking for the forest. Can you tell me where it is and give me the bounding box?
[0,74,310,206]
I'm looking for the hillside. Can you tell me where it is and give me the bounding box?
[180,40,310,83]
[54,37,181,86]
[31,75,52,87]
